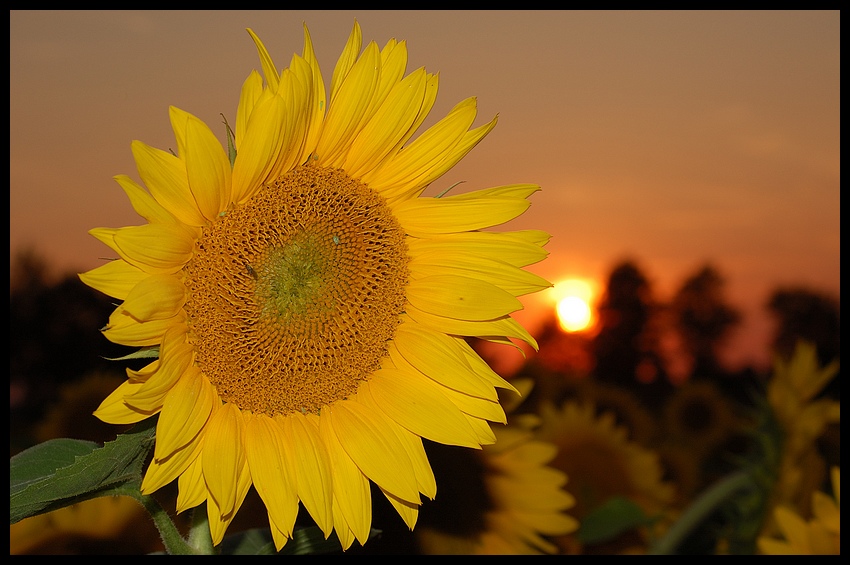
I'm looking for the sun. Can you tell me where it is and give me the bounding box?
[551,279,596,333]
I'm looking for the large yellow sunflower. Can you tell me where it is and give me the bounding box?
[79,22,550,551]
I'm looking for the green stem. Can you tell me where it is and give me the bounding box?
[648,470,754,555]
[112,484,196,555]
[187,503,216,555]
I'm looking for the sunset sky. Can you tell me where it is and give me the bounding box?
[10,10,840,371]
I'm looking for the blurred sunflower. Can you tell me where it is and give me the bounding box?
[582,381,658,446]
[757,467,840,555]
[662,380,742,460]
[415,380,579,554]
[535,400,675,553]
[767,341,840,513]
[10,496,160,555]
[79,21,550,551]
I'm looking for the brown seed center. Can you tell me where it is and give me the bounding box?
[183,166,408,416]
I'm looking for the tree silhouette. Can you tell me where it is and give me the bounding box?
[670,264,742,380]
[10,249,133,448]
[591,260,672,409]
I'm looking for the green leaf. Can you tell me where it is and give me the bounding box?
[10,418,157,524]
[104,346,160,361]
[577,496,651,545]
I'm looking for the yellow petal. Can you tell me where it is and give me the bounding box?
[404,302,538,350]
[369,366,481,448]
[407,230,549,268]
[329,20,363,102]
[314,41,380,167]
[247,28,280,93]
[381,488,419,530]
[331,497,357,551]
[154,367,214,460]
[176,454,207,513]
[235,70,264,149]
[206,444,253,546]
[318,413,372,546]
[231,93,288,205]
[327,399,420,504]
[170,106,232,220]
[279,413,333,538]
[406,274,523,321]
[358,387,437,500]
[298,23,326,163]
[438,384,507,424]
[393,195,531,237]
[141,429,204,495]
[79,260,147,301]
[343,68,426,179]
[124,326,193,411]
[390,324,497,400]
[410,249,552,297]
[92,379,156,425]
[131,140,206,227]
[362,97,476,194]
[110,223,195,275]
[121,273,186,322]
[114,174,179,225]
[102,307,185,348]
[244,414,299,539]
[202,403,246,518]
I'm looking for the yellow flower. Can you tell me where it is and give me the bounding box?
[768,341,840,512]
[80,21,550,551]
[758,467,840,555]
[10,496,158,555]
[535,400,674,552]
[662,380,742,459]
[416,380,579,554]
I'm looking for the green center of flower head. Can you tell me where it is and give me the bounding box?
[253,231,334,322]
[183,166,409,417]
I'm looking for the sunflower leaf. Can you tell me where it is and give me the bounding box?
[577,496,652,545]
[9,417,157,524]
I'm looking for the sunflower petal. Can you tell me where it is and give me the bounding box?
[406,274,523,321]
[154,367,214,460]
[279,413,333,538]
[393,195,530,237]
[114,174,179,225]
[318,413,372,545]
[131,140,207,227]
[109,223,195,275]
[202,403,246,519]
[172,106,232,220]
[121,273,186,322]
[245,414,299,539]
[79,260,147,301]
[328,399,420,504]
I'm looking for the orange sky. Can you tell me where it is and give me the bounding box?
[10,10,840,371]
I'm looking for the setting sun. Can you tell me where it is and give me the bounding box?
[551,278,597,333]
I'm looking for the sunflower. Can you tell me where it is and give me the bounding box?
[758,341,840,543]
[661,380,741,460]
[757,467,840,555]
[415,379,579,554]
[79,21,550,551]
[534,400,674,553]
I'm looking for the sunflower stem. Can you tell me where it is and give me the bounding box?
[648,470,754,555]
[187,504,216,555]
[114,484,196,555]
